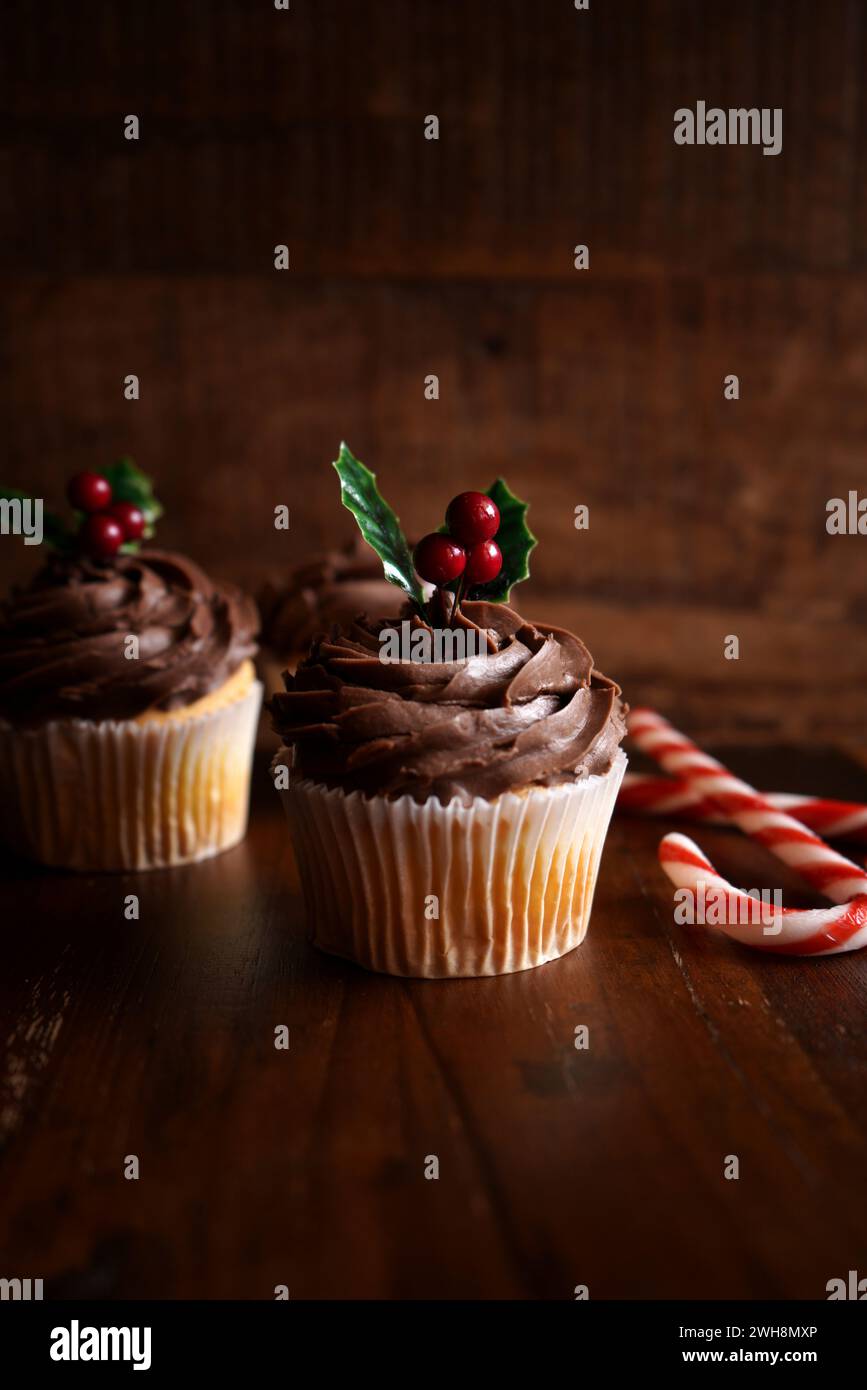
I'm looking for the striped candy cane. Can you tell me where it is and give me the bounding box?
[628,708,867,903]
[627,708,867,954]
[619,774,867,845]
[659,833,867,956]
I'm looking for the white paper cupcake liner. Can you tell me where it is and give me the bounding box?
[0,680,262,872]
[274,749,627,977]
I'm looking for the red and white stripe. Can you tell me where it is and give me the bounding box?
[619,773,867,845]
[659,832,867,956]
[628,708,867,905]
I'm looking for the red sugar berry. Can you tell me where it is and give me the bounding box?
[413,533,466,586]
[465,539,503,585]
[80,513,124,560]
[445,491,500,546]
[109,501,145,541]
[67,471,112,513]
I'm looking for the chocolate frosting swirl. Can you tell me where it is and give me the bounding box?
[0,549,258,723]
[269,597,627,803]
[258,536,399,653]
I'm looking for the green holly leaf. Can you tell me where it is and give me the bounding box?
[0,487,75,552]
[467,478,537,602]
[333,443,425,608]
[102,457,163,543]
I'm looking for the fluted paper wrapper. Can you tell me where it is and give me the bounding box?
[275,749,626,977]
[0,681,262,872]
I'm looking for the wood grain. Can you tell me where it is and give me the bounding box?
[2,0,865,277]
[1,17,866,729]
[1,272,864,741]
[1,745,866,1300]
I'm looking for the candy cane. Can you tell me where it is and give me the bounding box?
[627,708,867,954]
[619,774,867,845]
[659,832,867,956]
[628,708,867,903]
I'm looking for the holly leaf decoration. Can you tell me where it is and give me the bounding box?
[466,478,537,602]
[1,461,162,556]
[103,457,163,542]
[0,487,75,551]
[333,443,425,609]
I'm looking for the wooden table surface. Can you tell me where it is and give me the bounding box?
[1,741,866,1301]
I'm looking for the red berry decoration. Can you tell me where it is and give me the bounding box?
[445,491,500,546]
[464,539,503,586]
[413,533,466,586]
[67,470,112,513]
[109,501,145,540]
[80,513,124,560]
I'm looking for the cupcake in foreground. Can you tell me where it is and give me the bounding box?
[0,461,261,871]
[268,444,627,978]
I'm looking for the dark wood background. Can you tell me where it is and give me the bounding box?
[1,0,865,740]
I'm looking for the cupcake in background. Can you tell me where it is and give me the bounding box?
[257,534,398,696]
[269,445,627,978]
[0,461,261,871]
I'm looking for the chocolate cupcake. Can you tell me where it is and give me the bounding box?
[271,601,626,976]
[268,447,627,977]
[0,465,261,871]
[258,535,397,690]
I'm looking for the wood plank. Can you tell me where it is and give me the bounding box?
[1,273,865,739]
[1,746,866,1298]
[0,0,864,276]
